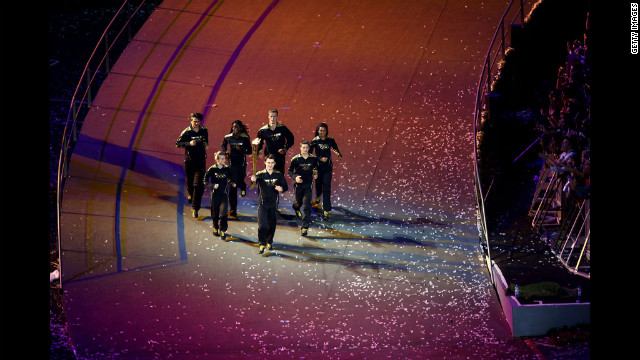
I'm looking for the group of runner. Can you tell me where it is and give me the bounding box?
[176,109,342,254]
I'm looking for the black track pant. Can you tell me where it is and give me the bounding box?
[211,192,228,232]
[315,164,333,211]
[228,164,246,212]
[184,161,206,210]
[257,205,277,246]
[293,184,313,228]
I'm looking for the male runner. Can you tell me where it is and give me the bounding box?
[256,109,294,174]
[250,155,288,254]
[176,112,209,218]
[288,140,318,236]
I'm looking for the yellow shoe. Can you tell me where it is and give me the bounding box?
[259,245,265,254]
[220,231,226,240]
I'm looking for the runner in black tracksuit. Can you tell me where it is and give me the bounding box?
[288,140,318,236]
[309,122,342,220]
[176,113,209,218]
[204,151,236,240]
[221,120,252,217]
[256,108,294,175]
[250,155,288,254]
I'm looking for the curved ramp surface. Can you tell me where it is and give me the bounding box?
[60,0,539,358]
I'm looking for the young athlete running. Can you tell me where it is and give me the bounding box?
[250,155,288,254]
[288,140,318,236]
[309,122,342,220]
[256,109,294,174]
[176,112,209,218]
[221,120,252,217]
[204,151,236,240]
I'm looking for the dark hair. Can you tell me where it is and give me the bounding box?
[314,122,328,137]
[268,109,278,115]
[265,154,276,161]
[300,139,310,146]
[229,120,248,134]
[190,112,203,121]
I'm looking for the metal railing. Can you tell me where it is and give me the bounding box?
[540,168,590,279]
[54,0,157,289]
[474,0,535,283]
[551,198,590,278]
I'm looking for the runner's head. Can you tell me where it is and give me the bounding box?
[265,154,276,171]
[268,109,279,127]
[300,140,310,155]
[315,122,328,138]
